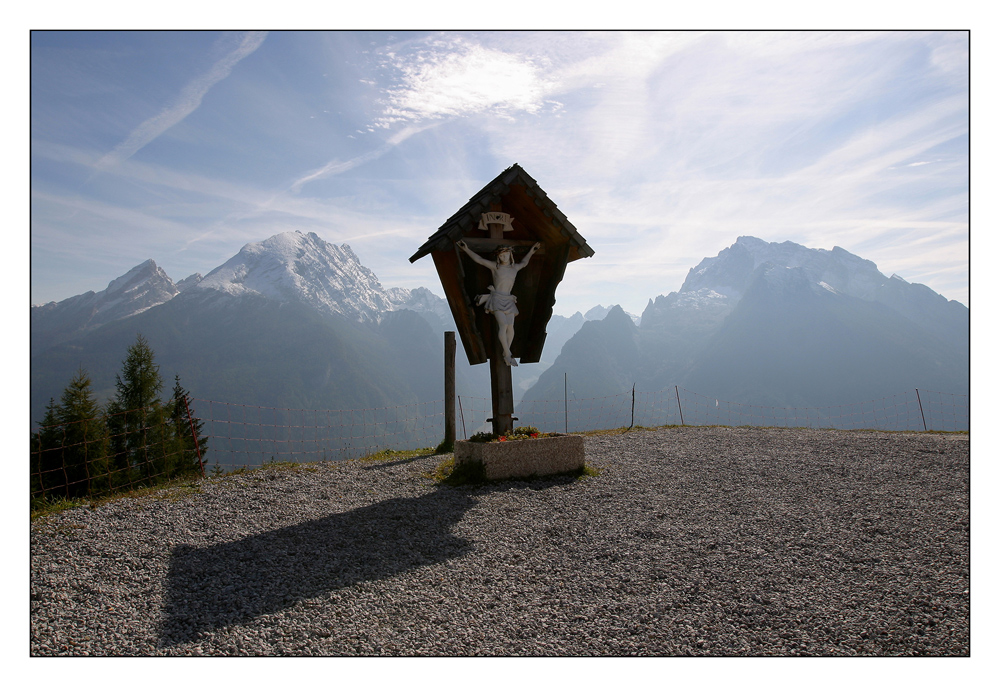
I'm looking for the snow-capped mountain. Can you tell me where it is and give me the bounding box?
[680,235,888,300]
[32,231,968,432]
[196,231,399,323]
[386,286,454,330]
[176,273,203,292]
[521,236,968,422]
[33,231,428,356]
[32,259,185,351]
[641,235,967,346]
[32,231,484,424]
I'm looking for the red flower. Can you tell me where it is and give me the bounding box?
[531,433,539,438]
[499,436,507,441]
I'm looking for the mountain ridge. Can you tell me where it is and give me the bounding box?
[32,258,183,352]
[32,232,967,433]
[520,236,968,425]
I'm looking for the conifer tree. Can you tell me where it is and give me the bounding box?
[106,334,167,487]
[168,375,208,477]
[31,398,63,498]
[56,367,108,497]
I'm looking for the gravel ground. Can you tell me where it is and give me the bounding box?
[30,426,969,656]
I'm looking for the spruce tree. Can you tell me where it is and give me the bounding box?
[56,367,108,497]
[31,398,63,498]
[106,334,167,487]
[168,375,208,477]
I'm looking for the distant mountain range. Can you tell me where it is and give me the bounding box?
[29,231,609,425]
[519,236,968,426]
[32,232,968,435]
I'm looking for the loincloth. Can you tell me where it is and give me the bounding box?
[476,286,518,316]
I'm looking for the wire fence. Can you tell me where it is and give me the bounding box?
[30,405,205,503]
[193,398,445,473]
[493,387,966,436]
[31,387,967,502]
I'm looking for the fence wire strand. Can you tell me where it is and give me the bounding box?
[31,406,201,501]
[31,388,967,501]
[195,398,445,472]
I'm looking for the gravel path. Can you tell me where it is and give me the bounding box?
[30,427,969,656]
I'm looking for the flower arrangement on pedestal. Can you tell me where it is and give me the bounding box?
[452,426,586,482]
[468,426,547,443]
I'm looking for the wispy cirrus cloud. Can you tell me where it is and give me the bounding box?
[287,124,433,193]
[375,36,560,126]
[95,31,268,170]
[30,31,967,312]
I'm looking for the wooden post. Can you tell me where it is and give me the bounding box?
[630,383,635,429]
[444,331,456,448]
[915,388,927,432]
[489,331,514,436]
[486,214,514,437]
[564,372,568,433]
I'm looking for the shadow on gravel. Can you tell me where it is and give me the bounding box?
[471,472,588,493]
[158,487,474,647]
[359,453,436,471]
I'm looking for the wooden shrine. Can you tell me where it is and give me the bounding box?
[410,164,593,435]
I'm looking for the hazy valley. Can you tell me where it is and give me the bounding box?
[32,233,968,433]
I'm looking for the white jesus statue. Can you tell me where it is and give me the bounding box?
[456,239,541,366]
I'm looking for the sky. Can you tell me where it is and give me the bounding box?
[30,30,970,317]
[15,19,994,681]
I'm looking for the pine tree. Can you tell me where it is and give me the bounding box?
[31,398,64,498]
[167,375,208,478]
[106,334,167,488]
[56,367,109,497]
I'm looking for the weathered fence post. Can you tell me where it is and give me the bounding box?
[675,386,685,426]
[445,331,456,449]
[630,383,635,429]
[915,388,928,431]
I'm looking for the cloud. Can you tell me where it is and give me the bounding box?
[95,31,268,170]
[33,31,967,313]
[32,190,196,237]
[373,32,966,310]
[34,137,438,252]
[287,124,432,193]
[375,36,558,126]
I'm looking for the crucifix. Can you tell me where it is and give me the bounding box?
[455,214,540,367]
[408,163,594,440]
[457,212,540,435]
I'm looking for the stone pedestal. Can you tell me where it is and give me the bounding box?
[454,433,585,481]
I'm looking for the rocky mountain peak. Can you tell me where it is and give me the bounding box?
[680,236,889,302]
[584,304,641,324]
[31,258,179,351]
[196,231,396,322]
[105,259,164,294]
[98,258,178,317]
[176,273,204,292]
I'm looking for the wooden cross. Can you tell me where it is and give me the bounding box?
[484,214,516,436]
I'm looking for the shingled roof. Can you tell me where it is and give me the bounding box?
[409,164,594,263]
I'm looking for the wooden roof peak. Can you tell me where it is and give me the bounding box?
[409,163,594,263]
